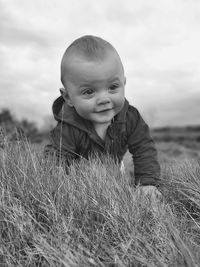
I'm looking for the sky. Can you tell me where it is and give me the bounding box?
[0,0,200,128]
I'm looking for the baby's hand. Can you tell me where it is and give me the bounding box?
[137,185,161,198]
[136,185,162,213]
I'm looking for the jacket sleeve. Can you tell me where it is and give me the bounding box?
[127,107,160,187]
[44,122,80,167]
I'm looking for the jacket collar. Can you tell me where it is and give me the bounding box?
[52,96,129,135]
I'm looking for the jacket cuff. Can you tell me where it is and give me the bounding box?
[135,176,161,187]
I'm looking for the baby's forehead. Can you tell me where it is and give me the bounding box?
[61,48,124,86]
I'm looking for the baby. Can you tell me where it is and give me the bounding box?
[45,35,161,196]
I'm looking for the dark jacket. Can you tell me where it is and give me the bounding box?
[45,96,160,186]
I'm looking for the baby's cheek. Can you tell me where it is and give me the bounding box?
[116,95,125,106]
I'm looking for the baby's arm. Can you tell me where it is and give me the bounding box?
[44,122,80,167]
[127,107,160,187]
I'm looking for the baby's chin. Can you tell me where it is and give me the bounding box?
[94,112,116,123]
[92,116,115,125]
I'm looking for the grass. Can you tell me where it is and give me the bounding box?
[0,139,200,266]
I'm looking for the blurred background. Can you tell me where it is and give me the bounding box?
[0,0,200,158]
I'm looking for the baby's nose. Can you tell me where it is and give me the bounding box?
[97,92,111,105]
[97,97,111,105]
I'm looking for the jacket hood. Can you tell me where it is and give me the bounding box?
[52,96,129,134]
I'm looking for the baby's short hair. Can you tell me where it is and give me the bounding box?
[63,35,118,60]
[61,35,121,86]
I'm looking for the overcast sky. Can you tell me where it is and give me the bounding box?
[0,0,200,128]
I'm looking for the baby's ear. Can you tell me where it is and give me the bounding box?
[60,87,65,96]
[60,88,73,107]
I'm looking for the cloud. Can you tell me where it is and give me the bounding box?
[154,91,200,127]
[0,0,200,128]
[0,3,48,48]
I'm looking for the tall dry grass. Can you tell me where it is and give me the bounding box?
[0,139,200,266]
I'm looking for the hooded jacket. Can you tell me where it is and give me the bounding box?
[45,96,160,186]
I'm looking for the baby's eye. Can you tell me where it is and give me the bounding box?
[82,88,94,95]
[109,84,119,91]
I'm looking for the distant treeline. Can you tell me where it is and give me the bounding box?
[0,108,49,143]
[153,125,200,132]
[152,125,200,149]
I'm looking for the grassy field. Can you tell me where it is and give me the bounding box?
[1,139,200,266]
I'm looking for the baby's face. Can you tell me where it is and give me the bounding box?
[62,52,125,126]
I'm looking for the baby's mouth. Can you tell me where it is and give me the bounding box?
[96,108,113,113]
